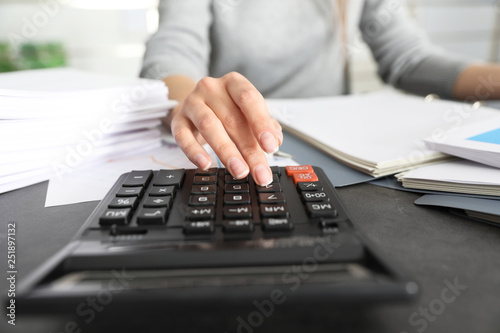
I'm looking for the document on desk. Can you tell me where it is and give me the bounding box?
[267,91,499,177]
[424,119,500,169]
[396,159,500,197]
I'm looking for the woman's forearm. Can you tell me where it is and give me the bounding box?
[453,63,500,101]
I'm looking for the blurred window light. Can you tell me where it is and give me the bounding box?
[146,8,159,34]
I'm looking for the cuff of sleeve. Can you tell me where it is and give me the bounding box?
[396,53,476,99]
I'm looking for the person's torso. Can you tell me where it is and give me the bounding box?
[209,0,364,98]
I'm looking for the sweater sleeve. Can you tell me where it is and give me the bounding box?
[360,0,474,98]
[140,0,212,81]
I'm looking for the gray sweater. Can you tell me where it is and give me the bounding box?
[141,0,472,98]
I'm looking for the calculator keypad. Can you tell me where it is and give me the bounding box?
[98,166,341,237]
[20,164,414,312]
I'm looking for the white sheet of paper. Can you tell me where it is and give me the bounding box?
[0,67,164,95]
[398,159,500,185]
[0,68,174,119]
[396,159,500,196]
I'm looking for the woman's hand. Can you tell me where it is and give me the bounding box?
[169,72,283,186]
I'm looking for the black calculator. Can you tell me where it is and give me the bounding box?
[18,166,417,315]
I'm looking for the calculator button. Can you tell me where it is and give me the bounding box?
[116,187,144,197]
[99,208,132,226]
[154,169,185,187]
[224,193,251,205]
[256,182,282,193]
[222,220,254,233]
[122,170,153,187]
[189,194,216,206]
[149,186,175,197]
[306,202,338,218]
[286,165,314,176]
[137,208,168,225]
[258,193,286,204]
[320,218,338,229]
[301,191,329,202]
[224,183,249,193]
[292,172,319,184]
[195,168,218,175]
[270,166,281,175]
[184,221,214,235]
[260,204,288,218]
[186,207,215,220]
[297,182,323,192]
[262,218,293,231]
[191,184,217,194]
[143,196,171,208]
[193,175,217,184]
[223,205,252,219]
[108,197,137,209]
[225,175,249,184]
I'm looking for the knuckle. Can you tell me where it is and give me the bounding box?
[181,95,197,110]
[254,114,270,127]
[196,77,217,92]
[172,127,191,145]
[241,146,263,160]
[216,141,235,155]
[197,114,217,132]
[237,88,259,107]
[223,112,246,130]
[224,71,241,82]
[182,141,199,157]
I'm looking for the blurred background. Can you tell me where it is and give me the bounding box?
[0,0,498,92]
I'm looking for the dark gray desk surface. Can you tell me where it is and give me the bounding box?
[1,132,499,333]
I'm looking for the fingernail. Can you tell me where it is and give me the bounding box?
[228,157,249,179]
[277,132,283,147]
[254,164,273,186]
[260,131,279,154]
[195,153,211,170]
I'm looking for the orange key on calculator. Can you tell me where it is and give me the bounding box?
[285,165,314,176]
[292,172,319,184]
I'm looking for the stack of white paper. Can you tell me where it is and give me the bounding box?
[0,68,177,193]
[424,119,500,169]
[396,159,500,197]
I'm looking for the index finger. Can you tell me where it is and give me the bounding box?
[222,72,283,154]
